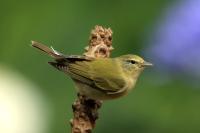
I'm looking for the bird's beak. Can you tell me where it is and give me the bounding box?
[142,61,153,67]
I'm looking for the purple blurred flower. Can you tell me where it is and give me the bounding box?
[147,0,200,77]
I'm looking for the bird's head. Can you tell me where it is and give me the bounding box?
[118,54,153,78]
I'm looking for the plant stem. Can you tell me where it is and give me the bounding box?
[70,25,113,133]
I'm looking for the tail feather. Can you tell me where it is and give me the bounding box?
[31,41,62,58]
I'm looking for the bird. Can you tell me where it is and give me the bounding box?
[31,41,152,100]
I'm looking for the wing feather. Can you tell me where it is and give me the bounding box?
[68,59,127,94]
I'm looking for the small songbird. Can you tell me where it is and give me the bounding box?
[31,41,152,100]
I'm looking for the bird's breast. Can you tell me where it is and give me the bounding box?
[125,77,137,92]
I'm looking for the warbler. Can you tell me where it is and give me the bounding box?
[31,41,152,100]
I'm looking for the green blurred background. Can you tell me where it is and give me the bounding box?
[0,0,200,133]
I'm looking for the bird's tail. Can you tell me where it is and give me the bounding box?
[31,41,63,58]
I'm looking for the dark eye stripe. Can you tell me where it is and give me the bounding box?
[127,60,137,64]
[130,60,136,64]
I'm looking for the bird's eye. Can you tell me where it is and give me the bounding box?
[127,60,136,64]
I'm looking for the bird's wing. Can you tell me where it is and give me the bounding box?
[67,59,127,94]
[93,76,127,94]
